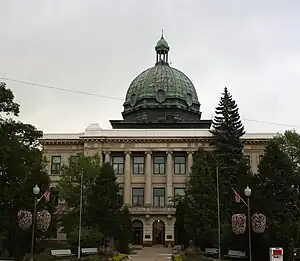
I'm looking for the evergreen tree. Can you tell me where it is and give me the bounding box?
[185,148,217,248]
[254,140,296,260]
[116,206,132,254]
[209,87,249,221]
[87,163,120,244]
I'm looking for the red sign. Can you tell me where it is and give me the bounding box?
[273,249,283,256]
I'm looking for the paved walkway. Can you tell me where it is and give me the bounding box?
[129,246,173,261]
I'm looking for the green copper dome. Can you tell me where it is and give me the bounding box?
[122,34,201,123]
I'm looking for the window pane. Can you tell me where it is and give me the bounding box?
[159,197,165,207]
[159,165,165,174]
[52,156,61,164]
[174,156,185,164]
[138,164,144,174]
[113,156,124,164]
[154,164,159,174]
[154,156,165,164]
[133,156,144,164]
[153,188,165,197]
[175,188,185,197]
[180,164,186,174]
[133,188,144,196]
[174,164,180,174]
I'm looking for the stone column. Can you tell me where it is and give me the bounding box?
[124,152,131,205]
[187,151,194,175]
[144,151,152,207]
[166,151,173,206]
[104,151,111,163]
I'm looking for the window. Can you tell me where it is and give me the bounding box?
[69,155,78,167]
[174,156,186,175]
[51,156,61,174]
[245,155,251,166]
[112,156,124,175]
[132,188,144,207]
[133,156,145,175]
[153,156,165,174]
[174,188,185,198]
[153,188,165,207]
[117,187,124,205]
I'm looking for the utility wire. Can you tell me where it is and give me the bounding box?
[1,76,299,129]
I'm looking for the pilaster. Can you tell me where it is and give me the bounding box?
[144,151,152,207]
[104,151,111,163]
[166,151,173,206]
[124,151,131,205]
[187,151,194,175]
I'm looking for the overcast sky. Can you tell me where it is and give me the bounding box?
[1,0,300,134]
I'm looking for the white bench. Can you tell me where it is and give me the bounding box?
[51,249,74,257]
[225,250,247,259]
[204,248,219,256]
[81,248,98,255]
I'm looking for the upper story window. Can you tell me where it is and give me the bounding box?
[133,156,144,175]
[174,155,186,175]
[245,155,251,166]
[117,187,124,205]
[132,188,144,207]
[69,155,78,167]
[153,188,165,207]
[51,156,61,174]
[112,156,124,175]
[174,188,185,198]
[153,156,165,175]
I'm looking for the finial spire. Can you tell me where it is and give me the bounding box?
[161,29,164,38]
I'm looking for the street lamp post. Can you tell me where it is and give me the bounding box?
[244,185,252,261]
[31,185,40,258]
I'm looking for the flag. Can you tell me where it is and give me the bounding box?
[231,187,248,206]
[44,190,50,202]
[233,189,241,203]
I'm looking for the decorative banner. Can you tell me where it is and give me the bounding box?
[17,210,33,230]
[36,210,51,232]
[232,214,247,235]
[252,213,267,233]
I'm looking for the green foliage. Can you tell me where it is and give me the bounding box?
[67,228,103,248]
[58,154,101,231]
[116,206,132,254]
[109,253,128,261]
[0,82,55,259]
[252,140,298,259]
[185,148,217,248]
[87,163,120,239]
[174,198,188,247]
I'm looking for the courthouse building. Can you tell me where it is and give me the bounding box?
[40,35,274,246]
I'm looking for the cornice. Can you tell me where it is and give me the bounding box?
[40,137,269,145]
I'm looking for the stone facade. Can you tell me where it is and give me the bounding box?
[41,125,274,246]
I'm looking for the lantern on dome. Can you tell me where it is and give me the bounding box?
[36,210,51,232]
[232,214,247,234]
[252,213,267,233]
[18,210,32,230]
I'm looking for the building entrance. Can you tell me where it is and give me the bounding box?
[132,220,143,245]
[152,219,165,245]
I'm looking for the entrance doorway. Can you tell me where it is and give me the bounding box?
[152,219,165,245]
[132,219,143,245]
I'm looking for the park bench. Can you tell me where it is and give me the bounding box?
[224,250,247,259]
[51,249,74,258]
[81,248,98,255]
[204,248,219,257]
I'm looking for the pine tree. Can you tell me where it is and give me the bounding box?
[185,148,217,248]
[87,163,120,244]
[210,87,248,220]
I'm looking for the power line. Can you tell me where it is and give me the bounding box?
[0,77,123,101]
[1,76,299,129]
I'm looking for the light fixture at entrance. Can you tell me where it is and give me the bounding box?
[157,219,160,222]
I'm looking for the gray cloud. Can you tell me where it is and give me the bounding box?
[1,0,300,133]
